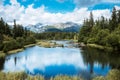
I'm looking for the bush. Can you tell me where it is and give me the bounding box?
[87,38,98,44]
[0,43,3,51]
[3,39,20,52]
[25,36,36,45]
[106,69,120,80]
[96,29,109,45]
[16,37,24,47]
[106,33,120,50]
[0,72,27,80]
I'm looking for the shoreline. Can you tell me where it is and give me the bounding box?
[79,42,113,51]
[0,43,37,58]
[87,44,113,51]
[0,71,83,80]
[0,40,65,58]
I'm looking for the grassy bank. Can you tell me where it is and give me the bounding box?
[7,48,24,54]
[0,69,119,80]
[0,43,37,58]
[0,40,64,58]
[0,72,82,80]
[24,44,36,48]
[86,44,113,51]
[0,51,6,58]
[93,69,120,80]
[36,40,64,48]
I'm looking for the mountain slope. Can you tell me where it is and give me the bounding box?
[25,22,81,33]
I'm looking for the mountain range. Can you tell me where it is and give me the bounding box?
[25,22,81,33]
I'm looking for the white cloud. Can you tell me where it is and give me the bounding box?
[73,0,120,7]
[0,0,113,26]
[115,5,120,10]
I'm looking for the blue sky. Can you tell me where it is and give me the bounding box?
[0,0,120,25]
[3,0,120,13]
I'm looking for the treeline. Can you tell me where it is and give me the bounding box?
[35,32,78,40]
[78,7,120,50]
[0,18,36,52]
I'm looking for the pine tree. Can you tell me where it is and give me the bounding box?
[117,10,120,24]
[0,18,5,44]
[0,33,3,44]
[5,23,11,36]
[0,17,5,34]
[100,16,105,29]
[89,12,94,28]
[111,7,117,31]
[13,19,17,38]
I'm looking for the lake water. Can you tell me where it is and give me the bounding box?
[0,41,120,79]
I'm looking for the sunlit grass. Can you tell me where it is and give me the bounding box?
[37,40,64,48]
[7,48,24,54]
[93,69,120,80]
[50,75,83,80]
[0,51,6,58]
[0,69,119,80]
[87,44,113,51]
[0,72,83,80]
[24,44,36,48]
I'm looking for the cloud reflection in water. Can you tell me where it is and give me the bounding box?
[4,46,86,75]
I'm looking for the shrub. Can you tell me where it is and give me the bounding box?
[25,36,36,45]
[16,37,24,47]
[3,39,20,52]
[0,43,3,51]
[106,69,120,80]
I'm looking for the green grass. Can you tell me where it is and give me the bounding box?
[50,75,83,80]
[0,69,119,80]
[0,72,82,80]
[0,51,6,58]
[87,44,113,51]
[92,69,120,80]
[37,40,64,48]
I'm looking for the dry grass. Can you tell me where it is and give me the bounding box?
[87,44,113,51]
[0,72,83,80]
[24,44,36,48]
[7,48,24,54]
[37,40,64,48]
[50,75,83,80]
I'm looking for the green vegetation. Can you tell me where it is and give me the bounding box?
[37,40,64,48]
[78,7,120,50]
[0,18,36,56]
[7,48,24,54]
[87,44,113,51]
[93,69,120,80]
[35,32,78,40]
[50,75,82,80]
[0,69,119,80]
[0,72,82,80]
[0,72,27,80]
[0,17,78,57]
[0,51,5,58]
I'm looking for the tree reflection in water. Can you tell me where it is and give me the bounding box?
[81,47,120,75]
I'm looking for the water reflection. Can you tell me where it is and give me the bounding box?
[1,41,120,79]
[0,57,5,71]
[81,47,120,76]
[3,46,87,77]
